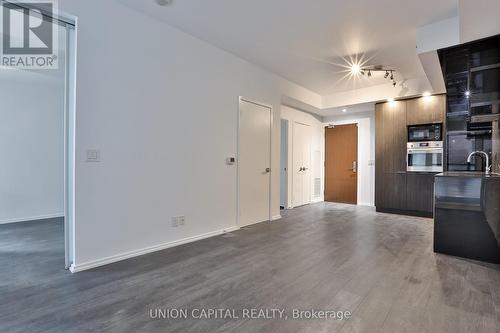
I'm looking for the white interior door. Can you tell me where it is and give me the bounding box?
[239,99,271,227]
[302,128,312,205]
[292,122,312,207]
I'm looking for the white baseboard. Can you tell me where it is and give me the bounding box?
[358,202,375,207]
[69,226,240,273]
[0,213,64,225]
[271,215,282,221]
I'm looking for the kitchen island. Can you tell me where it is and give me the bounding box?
[434,172,500,263]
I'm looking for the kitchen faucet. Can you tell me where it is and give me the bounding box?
[467,151,491,174]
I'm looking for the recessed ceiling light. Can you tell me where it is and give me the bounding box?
[351,64,361,75]
[387,98,395,102]
[342,108,347,113]
[464,90,471,98]
[422,92,431,97]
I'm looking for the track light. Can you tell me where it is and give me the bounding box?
[354,65,398,86]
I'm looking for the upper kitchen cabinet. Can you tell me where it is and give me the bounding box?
[407,95,446,125]
[376,101,407,173]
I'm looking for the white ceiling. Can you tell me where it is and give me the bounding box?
[119,0,458,96]
[322,102,375,117]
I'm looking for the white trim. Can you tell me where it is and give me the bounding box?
[271,215,282,221]
[324,118,374,206]
[0,213,64,225]
[358,202,375,207]
[237,97,273,228]
[290,121,313,208]
[69,226,241,273]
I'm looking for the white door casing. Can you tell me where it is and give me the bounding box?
[238,98,272,227]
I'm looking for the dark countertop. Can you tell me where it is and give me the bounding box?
[436,171,500,178]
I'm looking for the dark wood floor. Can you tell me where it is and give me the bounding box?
[1,204,499,333]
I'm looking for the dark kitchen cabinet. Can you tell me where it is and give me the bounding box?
[375,101,408,211]
[406,95,446,125]
[376,173,407,210]
[406,173,435,213]
[439,35,500,172]
[376,101,407,173]
[375,96,445,217]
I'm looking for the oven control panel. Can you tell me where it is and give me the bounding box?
[407,141,443,149]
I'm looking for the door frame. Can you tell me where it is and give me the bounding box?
[9,2,78,269]
[237,97,273,227]
[279,119,289,209]
[324,122,359,205]
[326,117,374,206]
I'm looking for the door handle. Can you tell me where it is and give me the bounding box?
[265,168,271,173]
[303,167,308,171]
[349,161,357,173]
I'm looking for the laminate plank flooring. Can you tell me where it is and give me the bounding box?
[1,204,499,333]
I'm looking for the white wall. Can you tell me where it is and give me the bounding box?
[281,105,325,208]
[0,71,65,224]
[323,110,375,206]
[57,0,322,270]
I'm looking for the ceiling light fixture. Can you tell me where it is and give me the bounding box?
[352,65,398,87]
[342,108,347,113]
[387,97,395,102]
[464,90,471,98]
[351,64,361,75]
[422,92,431,97]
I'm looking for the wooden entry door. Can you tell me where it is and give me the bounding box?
[325,124,358,204]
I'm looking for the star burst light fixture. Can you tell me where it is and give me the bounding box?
[343,55,398,87]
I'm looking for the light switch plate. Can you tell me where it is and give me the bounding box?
[86,149,100,162]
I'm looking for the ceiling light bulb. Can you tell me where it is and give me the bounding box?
[465,90,471,98]
[351,64,361,75]
[342,109,347,113]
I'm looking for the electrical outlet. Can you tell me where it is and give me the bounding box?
[171,217,179,227]
[178,216,186,226]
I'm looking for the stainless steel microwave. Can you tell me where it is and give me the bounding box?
[408,123,443,142]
